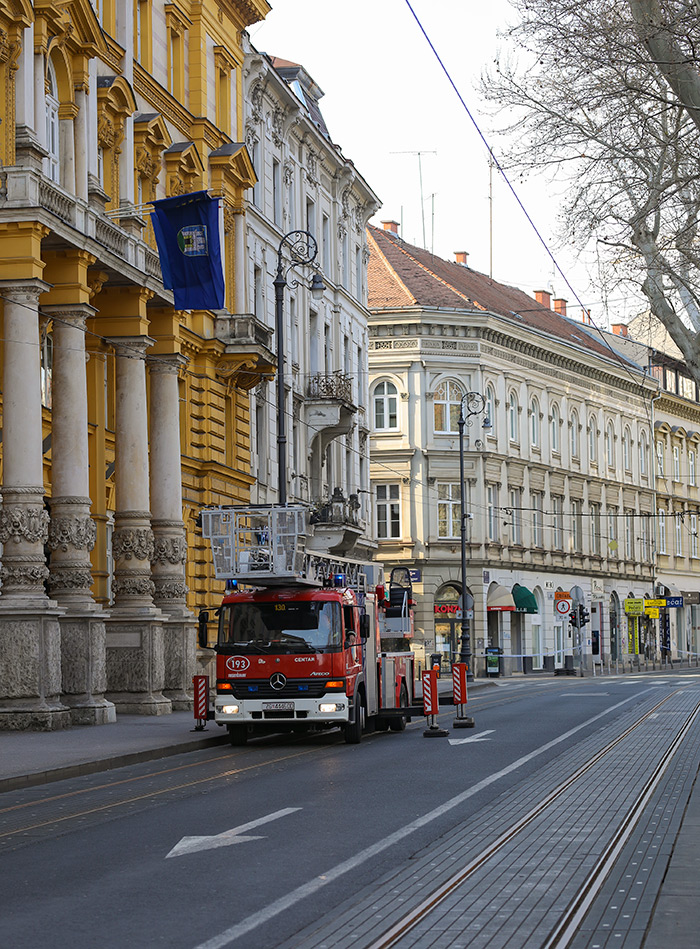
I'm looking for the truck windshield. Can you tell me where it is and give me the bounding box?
[218,600,343,653]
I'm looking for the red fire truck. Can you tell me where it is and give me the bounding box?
[199,505,415,745]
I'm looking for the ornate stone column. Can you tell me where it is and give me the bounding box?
[148,354,194,709]
[0,280,69,729]
[105,337,170,715]
[44,305,115,725]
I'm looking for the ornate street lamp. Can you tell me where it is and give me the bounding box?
[458,391,489,681]
[273,230,325,505]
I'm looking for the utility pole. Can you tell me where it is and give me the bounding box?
[391,150,436,249]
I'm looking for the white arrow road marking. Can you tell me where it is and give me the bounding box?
[166,807,301,858]
[448,729,495,746]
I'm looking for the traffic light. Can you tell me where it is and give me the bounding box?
[578,605,590,627]
[569,609,579,631]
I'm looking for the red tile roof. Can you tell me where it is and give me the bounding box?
[367,225,614,360]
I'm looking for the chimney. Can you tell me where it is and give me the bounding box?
[581,309,592,324]
[535,290,552,308]
[612,323,629,337]
[454,250,469,267]
[381,220,399,235]
[553,298,567,317]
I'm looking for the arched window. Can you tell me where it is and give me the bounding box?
[570,409,579,458]
[373,381,398,431]
[589,415,598,464]
[45,60,60,184]
[551,403,560,453]
[434,380,463,434]
[508,391,519,442]
[606,421,615,467]
[640,430,648,476]
[623,427,632,471]
[485,384,496,437]
[530,397,540,447]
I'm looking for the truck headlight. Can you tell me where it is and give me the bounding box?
[319,703,344,713]
[220,704,240,715]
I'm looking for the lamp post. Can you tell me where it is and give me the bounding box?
[273,230,325,505]
[458,391,488,681]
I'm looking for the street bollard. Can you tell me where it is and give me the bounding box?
[422,669,448,738]
[452,662,475,729]
[192,674,209,731]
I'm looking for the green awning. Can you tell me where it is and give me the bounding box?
[512,583,538,614]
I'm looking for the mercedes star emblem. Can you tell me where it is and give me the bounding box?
[270,672,287,690]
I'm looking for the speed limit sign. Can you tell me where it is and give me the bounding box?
[555,598,572,615]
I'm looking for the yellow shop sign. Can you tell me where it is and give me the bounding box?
[644,598,665,608]
[624,598,644,614]
[646,607,660,619]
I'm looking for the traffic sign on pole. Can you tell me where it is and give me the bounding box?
[422,668,448,738]
[452,662,475,729]
[555,599,572,615]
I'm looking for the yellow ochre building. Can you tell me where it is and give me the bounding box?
[0,0,275,729]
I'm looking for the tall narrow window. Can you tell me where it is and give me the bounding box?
[322,214,330,274]
[692,514,698,558]
[552,496,564,548]
[571,499,583,551]
[656,440,665,476]
[641,515,650,562]
[640,431,648,477]
[306,198,315,237]
[509,392,519,442]
[606,422,615,467]
[509,488,522,545]
[673,445,681,481]
[591,503,601,556]
[532,492,543,547]
[373,381,398,431]
[530,397,540,447]
[40,326,54,408]
[551,404,560,453]
[437,483,460,538]
[355,245,363,301]
[376,484,400,539]
[607,507,618,557]
[658,508,667,553]
[675,513,683,556]
[272,159,282,226]
[434,380,463,434]
[487,484,499,542]
[625,511,634,560]
[570,409,579,459]
[589,415,598,464]
[690,449,696,487]
[485,385,497,437]
[623,428,631,471]
[45,61,60,184]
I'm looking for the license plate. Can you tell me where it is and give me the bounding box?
[262,702,294,711]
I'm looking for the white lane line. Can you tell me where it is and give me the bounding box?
[166,807,301,858]
[191,691,646,949]
[559,693,610,697]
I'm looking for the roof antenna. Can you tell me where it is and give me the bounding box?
[391,150,436,249]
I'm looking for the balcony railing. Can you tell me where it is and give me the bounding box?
[310,488,363,528]
[306,372,354,404]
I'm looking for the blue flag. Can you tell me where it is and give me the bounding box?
[151,191,225,310]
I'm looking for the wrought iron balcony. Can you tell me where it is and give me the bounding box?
[306,372,355,406]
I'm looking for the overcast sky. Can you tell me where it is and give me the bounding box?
[250,0,637,327]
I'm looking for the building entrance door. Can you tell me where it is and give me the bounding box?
[554,624,564,668]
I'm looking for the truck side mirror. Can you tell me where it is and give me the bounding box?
[198,610,210,649]
[359,613,370,640]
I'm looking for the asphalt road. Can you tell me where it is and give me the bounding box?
[2,671,699,949]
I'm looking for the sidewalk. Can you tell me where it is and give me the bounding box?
[0,675,492,794]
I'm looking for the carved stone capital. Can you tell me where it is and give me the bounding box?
[112,527,155,562]
[0,506,49,545]
[48,514,97,553]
